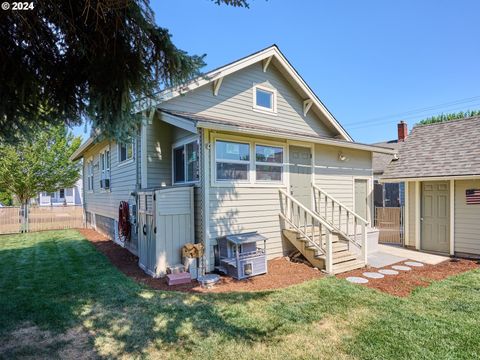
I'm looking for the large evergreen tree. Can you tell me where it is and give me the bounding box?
[0,126,82,205]
[0,0,249,143]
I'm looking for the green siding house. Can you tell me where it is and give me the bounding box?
[71,45,395,275]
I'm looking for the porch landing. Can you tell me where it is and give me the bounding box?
[368,244,449,268]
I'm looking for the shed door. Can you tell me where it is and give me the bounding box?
[355,179,368,220]
[421,182,449,253]
[289,146,312,209]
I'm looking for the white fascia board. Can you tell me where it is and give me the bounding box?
[70,137,95,161]
[379,174,480,183]
[160,112,198,134]
[195,121,395,155]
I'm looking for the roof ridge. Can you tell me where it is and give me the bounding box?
[413,115,480,129]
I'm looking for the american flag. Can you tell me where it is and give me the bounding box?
[466,189,480,205]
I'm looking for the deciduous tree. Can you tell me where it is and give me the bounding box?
[0,126,82,205]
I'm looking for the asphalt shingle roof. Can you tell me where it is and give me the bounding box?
[372,140,400,174]
[382,116,480,180]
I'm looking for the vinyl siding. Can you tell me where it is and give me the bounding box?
[205,131,373,269]
[161,62,336,138]
[83,138,138,222]
[146,116,173,188]
[454,179,480,255]
[314,144,373,226]
[208,186,289,266]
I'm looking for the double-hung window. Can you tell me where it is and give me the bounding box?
[255,145,283,182]
[173,138,199,184]
[100,149,111,190]
[87,160,94,191]
[215,140,250,181]
[213,137,285,185]
[118,140,134,163]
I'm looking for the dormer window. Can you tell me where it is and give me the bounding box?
[253,85,277,113]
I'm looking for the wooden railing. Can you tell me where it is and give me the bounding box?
[279,189,335,273]
[312,184,368,263]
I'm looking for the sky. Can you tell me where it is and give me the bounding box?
[73,0,480,143]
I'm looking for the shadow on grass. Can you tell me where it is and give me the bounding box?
[2,230,360,357]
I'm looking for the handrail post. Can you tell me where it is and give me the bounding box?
[361,222,367,264]
[325,231,333,274]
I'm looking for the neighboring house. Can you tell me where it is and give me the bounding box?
[382,117,480,258]
[37,178,83,206]
[372,121,407,208]
[70,45,395,275]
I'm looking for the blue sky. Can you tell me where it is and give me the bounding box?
[73,0,480,143]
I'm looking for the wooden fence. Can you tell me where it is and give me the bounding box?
[0,205,84,235]
[375,207,403,245]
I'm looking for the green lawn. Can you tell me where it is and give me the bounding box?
[0,230,479,359]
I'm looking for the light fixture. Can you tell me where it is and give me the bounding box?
[338,152,348,161]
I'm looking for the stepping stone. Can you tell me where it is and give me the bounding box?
[404,261,424,267]
[378,269,399,275]
[392,265,412,271]
[363,272,384,279]
[346,276,368,284]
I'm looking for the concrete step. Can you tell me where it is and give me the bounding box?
[332,259,365,274]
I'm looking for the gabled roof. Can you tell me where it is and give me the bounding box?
[382,116,480,180]
[160,109,396,155]
[137,44,353,141]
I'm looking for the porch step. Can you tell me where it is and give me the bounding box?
[332,259,365,274]
[305,242,348,253]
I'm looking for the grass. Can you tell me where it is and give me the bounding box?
[0,230,479,359]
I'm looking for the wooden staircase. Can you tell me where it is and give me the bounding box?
[282,229,365,275]
[279,187,368,275]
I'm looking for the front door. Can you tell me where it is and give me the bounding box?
[289,145,312,209]
[354,179,368,221]
[421,181,449,253]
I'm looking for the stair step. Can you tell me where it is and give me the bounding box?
[314,250,357,263]
[332,251,357,264]
[332,260,365,274]
[306,242,348,254]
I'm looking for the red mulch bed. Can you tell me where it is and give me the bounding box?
[78,229,323,293]
[338,259,480,297]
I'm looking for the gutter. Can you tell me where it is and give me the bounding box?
[195,121,397,155]
[379,174,480,183]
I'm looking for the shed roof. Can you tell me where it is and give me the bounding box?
[382,116,480,180]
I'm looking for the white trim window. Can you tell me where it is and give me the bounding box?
[87,159,94,191]
[118,139,134,164]
[173,138,200,184]
[253,84,277,113]
[255,144,283,182]
[100,148,111,190]
[215,140,250,182]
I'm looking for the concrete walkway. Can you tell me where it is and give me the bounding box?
[374,244,449,265]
